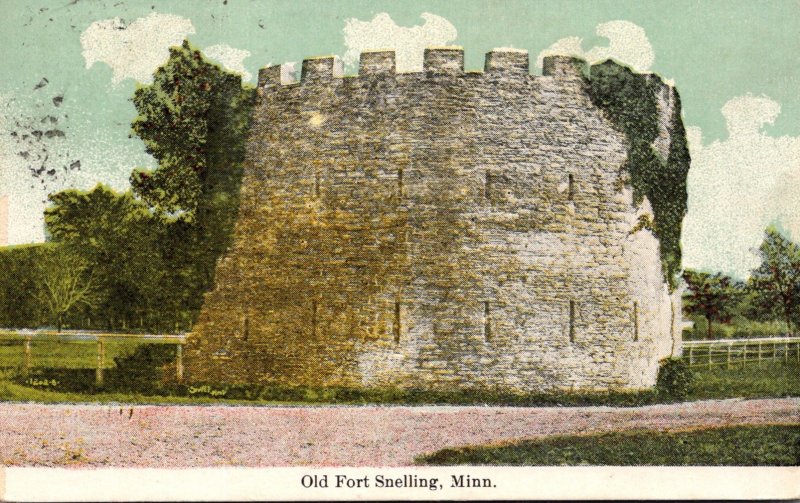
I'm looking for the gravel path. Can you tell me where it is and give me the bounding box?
[1,398,797,467]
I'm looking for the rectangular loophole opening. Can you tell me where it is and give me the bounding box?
[314,172,321,197]
[397,168,404,200]
[311,300,318,337]
[393,300,401,343]
[484,171,491,200]
[568,174,575,201]
[633,301,639,341]
[569,300,576,342]
[484,301,491,340]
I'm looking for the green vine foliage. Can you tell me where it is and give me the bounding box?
[588,60,690,289]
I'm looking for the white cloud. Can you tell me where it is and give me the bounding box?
[536,20,654,72]
[343,12,457,72]
[203,44,253,82]
[682,95,800,278]
[0,95,41,245]
[81,13,195,84]
[0,93,155,246]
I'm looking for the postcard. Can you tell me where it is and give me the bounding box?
[0,0,798,500]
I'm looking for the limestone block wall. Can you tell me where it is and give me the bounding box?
[183,48,685,392]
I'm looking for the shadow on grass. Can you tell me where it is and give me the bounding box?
[416,424,800,466]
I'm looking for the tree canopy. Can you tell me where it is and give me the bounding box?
[683,269,743,339]
[130,40,255,326]
[748,227,800,335]
[130,39,254,221]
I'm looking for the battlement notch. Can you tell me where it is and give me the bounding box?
[257,64,297,88]
[301,56,344,82]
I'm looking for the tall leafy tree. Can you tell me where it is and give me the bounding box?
[683,269,742,339]
[129,40,255,322]
[749,227,800,335]
[45,185,166,330]
[34,246,95,332]
[0,244,55,328]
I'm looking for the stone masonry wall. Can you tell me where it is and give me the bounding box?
[183,48,683,392]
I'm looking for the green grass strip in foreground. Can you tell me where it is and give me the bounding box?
[0,360,797,406]
[417,424,800,466]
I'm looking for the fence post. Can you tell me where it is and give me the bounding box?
[708,344,712,369]
[688,345,694,367]
[726,342,731,369]
[24,335,32,375]
[95,337,105,386]
[785,342,789,363]
[742,342,747,369]
[758,342,762,367]
[176,343,184,382]
[773,342,777,362]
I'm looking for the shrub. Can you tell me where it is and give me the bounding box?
[656,357,694,400]
[109,344,176,393]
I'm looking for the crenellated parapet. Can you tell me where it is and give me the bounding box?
[256,48,592,89]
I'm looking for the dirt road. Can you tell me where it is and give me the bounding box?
[1,398,797,467]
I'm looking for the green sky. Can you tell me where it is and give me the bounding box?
[1,0,798,277]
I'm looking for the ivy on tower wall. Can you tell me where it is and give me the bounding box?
[589,60,691,289]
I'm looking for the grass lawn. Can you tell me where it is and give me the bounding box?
[0,338,142,369]
[417,424,800,466]
[0,371,292,406]
[688,360,800,400]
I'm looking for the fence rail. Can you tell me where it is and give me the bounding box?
[0,328,187,384]
[682,336,800,369]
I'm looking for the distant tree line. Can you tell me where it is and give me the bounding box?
[683,227,800,339]
[0,41,254,332]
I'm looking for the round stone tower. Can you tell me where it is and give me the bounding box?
[183,48,684,392]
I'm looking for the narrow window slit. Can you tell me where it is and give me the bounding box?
[484,171,491,200]
[633,301,639,341]
[484,301,491,340]
[567,174,575,201]
[311,300,318,337]
[314,172,321,197]
[569,300,576,342]
[397,167,404,199]
[393,300,401,343]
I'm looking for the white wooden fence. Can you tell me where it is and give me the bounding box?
[682,336,800,369]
